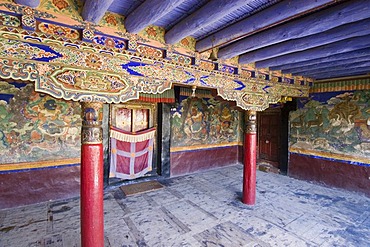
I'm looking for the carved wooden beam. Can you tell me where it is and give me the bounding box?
[271,49,370,71]
[239,19,370,64]
[218,0,370,59]
[82,0,115,24]
[255,35,370,69]
[125,0,187,33]
[165,0,252,45]
[14,0,40,8]
[196,0,335,52]
[284,56,370,75]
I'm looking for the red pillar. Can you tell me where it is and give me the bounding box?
[80,102,104,247]
[242,110,257,205]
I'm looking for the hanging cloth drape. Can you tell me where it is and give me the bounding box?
[110,126,156,179]
[139,89,175,103]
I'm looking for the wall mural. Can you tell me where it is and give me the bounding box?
[0,81,81,164]
[171,95,241,149]
[289,90,370,163]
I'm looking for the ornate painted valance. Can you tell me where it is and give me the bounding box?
[310,78,370,93]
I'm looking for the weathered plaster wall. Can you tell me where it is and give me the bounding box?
[0,80,81,208]
[289,89,370,195]
[170,92,243,176]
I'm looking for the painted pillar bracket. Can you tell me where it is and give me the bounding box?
[243,110,257,205]
[80,102,104,247]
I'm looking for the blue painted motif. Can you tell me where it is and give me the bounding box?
[199,75,209,86]
[262,85,271,93]
[121,61,146,76]
[28,42,62,62]
[93,35,127,50]
[220,65,236,74]
[234,80,246,90]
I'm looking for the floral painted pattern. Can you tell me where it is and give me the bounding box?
[38,22,80,39]
[40,0,82,20]
[99,12,125,32]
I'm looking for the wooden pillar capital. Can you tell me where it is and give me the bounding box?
[246,110,257,134]
[81,102,103,144]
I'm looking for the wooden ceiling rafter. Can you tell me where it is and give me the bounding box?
[195,0,337,52]
[124,0,188,34]
[82,0,115,24]
[271,49,370,71]
[294,61,370,77]
[239,18,370,64]
[218,0,370,60]
[283,56,370,75]
[256,34,370,69]
[14,0,40,8]
[164,0,253,45]
[302,67,370,80]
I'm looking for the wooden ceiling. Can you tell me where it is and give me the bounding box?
[16,0,370,80]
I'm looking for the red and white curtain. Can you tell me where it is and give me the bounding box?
[110,126,156,179]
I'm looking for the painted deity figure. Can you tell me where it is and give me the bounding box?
[184,106,206,141]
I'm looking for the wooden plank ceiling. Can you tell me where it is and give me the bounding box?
[17,0,370,80]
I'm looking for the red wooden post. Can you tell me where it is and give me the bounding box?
[80,102,104,247]
[242,110,257,205]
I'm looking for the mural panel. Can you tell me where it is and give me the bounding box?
[0,81,81,164]
[289,90,370,163]
[171,92,242,149]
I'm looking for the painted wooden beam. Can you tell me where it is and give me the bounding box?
[82,0,115,24]
[14,0,40,8]
[196,0,335,52]
[271,49,370,71]
[309,67,370,79]
[294,61,370,77]
[218,0,370,59]
[255,35,370,69]
[125,0,187,34]
[284,56,370,75]
[239,19,370,64]
[165,0,253,45]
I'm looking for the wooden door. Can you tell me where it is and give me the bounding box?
[258,112,280,165]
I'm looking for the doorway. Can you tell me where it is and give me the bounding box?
[109,101,158,180]
[257,100,297,174]
[258,108,281,168]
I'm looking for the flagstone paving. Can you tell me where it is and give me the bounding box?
[1,164,369,246]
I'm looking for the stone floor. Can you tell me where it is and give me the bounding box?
[1,164,370,247]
